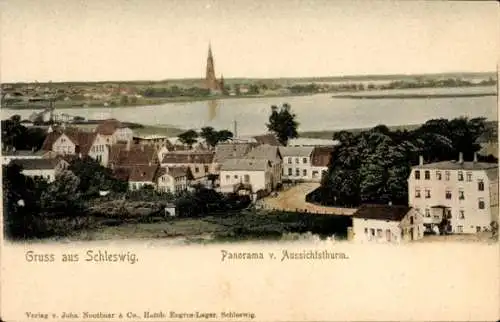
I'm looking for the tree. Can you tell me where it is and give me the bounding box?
[69,157,127,196]
[200,127,218,148]
[40,171,82,213]
[266,103,299,146]
[178,129,199,147]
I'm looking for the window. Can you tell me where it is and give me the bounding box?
[478,179,484,191]
[445,190,452,199]
[303,169,307,176]
[295,169,300,176]
[376,229,382,238]
[436,171,442,180]
[476,226,481,233]
[424,170,430,180]
[302,157,307,164]
[457,226,463,233]
[425,189,431,199]
[445,171,450,181]
[234,175,238,179]
[287,157,292,164]
[415,189,421,198]
[386,229,391,242]
[414,170,420,180]
[225,175,230,180]
[445,208,452,219]
[425,208,430,217]
[204,165,209,173]
[244,175,250,183]
[478,198,485,209]
[458,171,463,181]
[459,210,465,219]
[288,168,292,176]
[466,172,472,182]
[410,216,414,225]
[364,228,368,235]
[195,167,200,173]
[458,189,464,200]
[295,158,299,164]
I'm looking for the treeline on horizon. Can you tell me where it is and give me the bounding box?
[2,71,497,86]
[308,117,498,208]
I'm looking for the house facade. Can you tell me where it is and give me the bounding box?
[156,167,189,194]
[219,159,272,196]
[245,144,282,189]
[95,119,133,145]
[352,204,424,243]
[128,165,158,190]
[12,158,70,183]
[160,151,214,185]
[408,154,498,234]
[280,146,314,181]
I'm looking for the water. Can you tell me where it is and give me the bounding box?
[2,86,497,136]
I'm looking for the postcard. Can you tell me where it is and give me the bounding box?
[1,0,499,321]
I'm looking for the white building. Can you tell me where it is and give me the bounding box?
[156,167,189,194]
[219,159,272,197]
[11,158,70,183]
[408,153,498,234]
[245,144,282,189]
[280,146,333,182]
[280,146,314,181]
[352,204,424,243]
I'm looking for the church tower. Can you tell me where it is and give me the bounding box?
[205,43,223,93]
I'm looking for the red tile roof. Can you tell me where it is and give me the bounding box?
[156,166,188,179]
[311,147,334,167]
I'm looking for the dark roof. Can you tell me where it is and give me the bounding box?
[156,166,188,179]
[41,131,62,151]
[352,204,411,221]
[12,158,62,170]
[161,151,214,164]
[220,158,270,171]
[311,147,334,167]
[95,119,127,136]
[214,143,254,163]
[41,128,97,156]
[2,149,45,157]
[253,133,282,146]
[109,144,158,166]
[128,165,159,182]
[246,144,282,162]
[414,161,498,171]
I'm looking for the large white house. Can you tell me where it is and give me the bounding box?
[408,153,499,234]
[352,204,424,243]
[280,146,314,181]
[219,158,272,196]
[280,146,333,182]
[11,158,70,183]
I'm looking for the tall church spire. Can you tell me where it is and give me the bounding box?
[205,42,219,92]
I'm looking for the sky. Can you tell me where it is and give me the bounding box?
[0,0,499,82]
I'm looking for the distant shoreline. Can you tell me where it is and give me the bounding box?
[332,92,497,100]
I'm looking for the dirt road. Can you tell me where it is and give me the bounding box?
[259,182,356,216]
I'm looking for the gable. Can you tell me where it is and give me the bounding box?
[54,134,76,147]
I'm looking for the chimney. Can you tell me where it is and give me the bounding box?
[419,155,424,166]
[458,152,464,164]
[473,152,478,163]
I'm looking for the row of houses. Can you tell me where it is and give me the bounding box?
[3,119,334,201]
